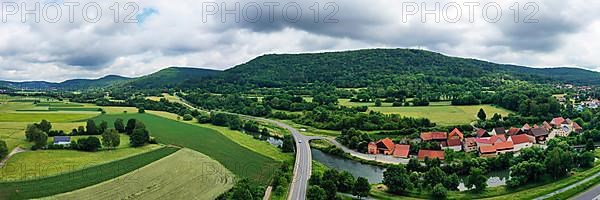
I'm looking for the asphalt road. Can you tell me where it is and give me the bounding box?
[573,182,600,200]
[245,117,312,200]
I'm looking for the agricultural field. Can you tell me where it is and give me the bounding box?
[0,113,98,122]
[51,148,234,200]
[90,113,281,185]
[147,110,292,162]
[338,99,512,125]
[0,147,178,200]
[0,143,161,181]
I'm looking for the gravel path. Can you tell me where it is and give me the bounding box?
[0,147,27,167]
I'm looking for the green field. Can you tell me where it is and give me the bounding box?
[51,148,234,200]
[147,110,292,162]
[0,147,179,200]
[338,99,511,125]
[35,103,84,107]
[91,113,280,185]
[0,143,161,181]
[0,113,98,123]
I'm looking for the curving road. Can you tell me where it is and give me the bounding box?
[174,93,312,200]
[243,116,312,200]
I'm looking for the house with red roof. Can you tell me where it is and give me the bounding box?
[441,139,463,151]
[494,141,514,153]
[507,127,521,136]
[368,138,396,155]
[463,137,477,152]
[573,122,583,133]
[522,123,531,131]
[550,117,566,128]
[509,134,534,151]
[420,132,448,142]
[479,145,496,158]
[392,144,410,158]
[476,129,490,138]
[448,128,464,140]
[418,150,445,160]
[542,121,552,130]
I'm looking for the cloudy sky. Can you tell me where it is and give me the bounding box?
[0,0,599,82]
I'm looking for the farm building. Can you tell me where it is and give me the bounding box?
[418,150,444,160]
[53,136,71,145]
[392,144,410,158]
[528,127,549,144]
[420,132,447,142]
[368,138,395,155]
[509,134,535,151]
[463,137,477,152]
[476,129,490,138]
[441,139,462,151]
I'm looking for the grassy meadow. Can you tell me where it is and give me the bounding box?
[91,113,281,185]
[0,147,178,200]
[337,99,512,125]
[51,148,234,200]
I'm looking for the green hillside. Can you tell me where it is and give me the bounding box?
[117,67,220,89]
[193,49,600,91]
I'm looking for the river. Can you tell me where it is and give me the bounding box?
[311,149,508,191]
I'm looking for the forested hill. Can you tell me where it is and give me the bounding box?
[116,67,221,89]
[200,49,600,89]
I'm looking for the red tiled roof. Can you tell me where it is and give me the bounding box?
[420,132,447,141]
[476,135,506,145]
[542,121,552,130]
[418,150,445,160]
[475,138,491,144]
[507,127,520,136]
[393,144,410,158]
[573,122,582,130]
[533,124,539,128]
[480,145,496,154]
[490,135,506,143]
[494,141,514,151]
[522,123,531,130]
[446,139,462,146]
[476,129,488,137]
[551,117,565,125]
[379,138,395,151]
[449,128,464,139]
[510,134,532,144]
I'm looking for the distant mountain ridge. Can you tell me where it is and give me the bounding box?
[1,49,599,90]
[0,67,221,90]
[0,75,131,90]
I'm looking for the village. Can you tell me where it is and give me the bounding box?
[367,117,584,160]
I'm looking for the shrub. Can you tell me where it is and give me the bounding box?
[182,114,194,121]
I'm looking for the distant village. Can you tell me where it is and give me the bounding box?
[367,117,583,160]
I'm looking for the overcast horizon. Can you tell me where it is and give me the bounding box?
[1,0,599,82]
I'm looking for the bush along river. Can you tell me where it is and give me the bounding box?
[246,131,284,148]
[311,149,508,191]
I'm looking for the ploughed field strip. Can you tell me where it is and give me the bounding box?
[0,147,179,200]
[50,148,234,200]
[91,113,280,185]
